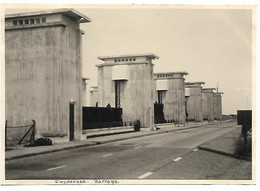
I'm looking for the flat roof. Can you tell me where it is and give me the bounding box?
[185,82,205,85]
[98,53,159,61]
[5,8,91,23]
[154,71,189,76]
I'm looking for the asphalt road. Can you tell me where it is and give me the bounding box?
[6,121,248,180]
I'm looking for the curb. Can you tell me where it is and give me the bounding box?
[198,146,251,161]
[5,120,234,161]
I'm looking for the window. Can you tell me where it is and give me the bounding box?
[158,91,163,104]
[115,59,117,62]
[13,20,17,25]
[30,19,34,24]
[18,20,23,25]
[24,19,29,24]
[129,58,132,61]
[122,59,124,62]
[126,58,128,61]
[133,58,136,61]
[118,59,121,62]
[115,81,121,108]
[41,17,46,23]
[36,18,40,24]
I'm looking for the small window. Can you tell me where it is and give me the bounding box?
[36,18,40,24]
[114,59,117,62]
[118,59,121,62]
[24,19,29,24]
[42,17,46,23]
[18,20,23,25]
[30,19,35,24]
[129,58,132,61]
[122,59,124,62]
[13,20,17,25]
[133,58,136,61]
[126,58,128,61]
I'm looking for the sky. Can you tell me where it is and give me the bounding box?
[4,5,254,115]
[78,7,253,114]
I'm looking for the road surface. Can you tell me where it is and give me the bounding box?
[5,121,251,180]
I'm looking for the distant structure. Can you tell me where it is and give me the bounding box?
[202,88,216,121]
[185,82,205,122]
[82,77,90,106]
[5,9,91,142]
[154,72,188,124]
[90,86,99,107]
[96,54,159,129]
[213,92,224,120]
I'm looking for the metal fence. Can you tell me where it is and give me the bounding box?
[5,120,35,146]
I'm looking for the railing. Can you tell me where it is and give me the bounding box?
[5,120,35,146]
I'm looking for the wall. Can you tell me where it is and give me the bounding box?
[186,86,203,122]
[90,90,98,106]
[202,91,214,121]
[213,93,222,120]
[5,14,84,142]
[97,62,154,128]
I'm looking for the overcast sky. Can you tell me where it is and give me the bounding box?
[78,7,253,114]
[5,6,254,115]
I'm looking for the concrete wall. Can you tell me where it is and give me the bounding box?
[185,86,203,122]
[97,58,155,129]
[202,89,215,121]
[154,73,187,123]
[90,89,98,107]
[5,13,86,142]
[213,93,223,120]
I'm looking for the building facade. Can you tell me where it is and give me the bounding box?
[90,86,99,107]
[213,92,223,120]
[96,54,158,129]
[185,82,205,122]
[5,9,91,142]
[202,88,216,121]
[154,72,188,124]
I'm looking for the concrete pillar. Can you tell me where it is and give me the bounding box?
[185,82,205,122]
[202,88,216,121]
[154,72,188,124]
[96,54,159,129]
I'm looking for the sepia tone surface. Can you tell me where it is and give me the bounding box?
[1,3,256,185]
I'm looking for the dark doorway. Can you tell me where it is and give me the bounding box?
[69,102,75,141]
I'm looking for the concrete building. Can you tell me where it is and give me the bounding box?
[154,72,188,124]
[213,92,223,120]
[5,9,91,142]
[96,54,159,130]
[185,82,205,122]
[202,88,216,121]
[82,77,90,106]
[90,86,99,107]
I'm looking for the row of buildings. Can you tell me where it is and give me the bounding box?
[5,9,223,143]
[89,54,223,131]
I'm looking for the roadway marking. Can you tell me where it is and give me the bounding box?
[102,153,113,157]
[47,165,66,171]
[173,157,182,162]
[193,149,198,152]
[138,172,153,179]
[135,146,142,149]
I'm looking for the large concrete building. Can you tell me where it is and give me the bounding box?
[5,9,91,142]
[213,92,223,120]
[185,82,205,122]
[154,72,188,124]
[96,54,158,130]
[202,88,216,121]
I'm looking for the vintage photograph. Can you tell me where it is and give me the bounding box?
[1,3,256,185]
